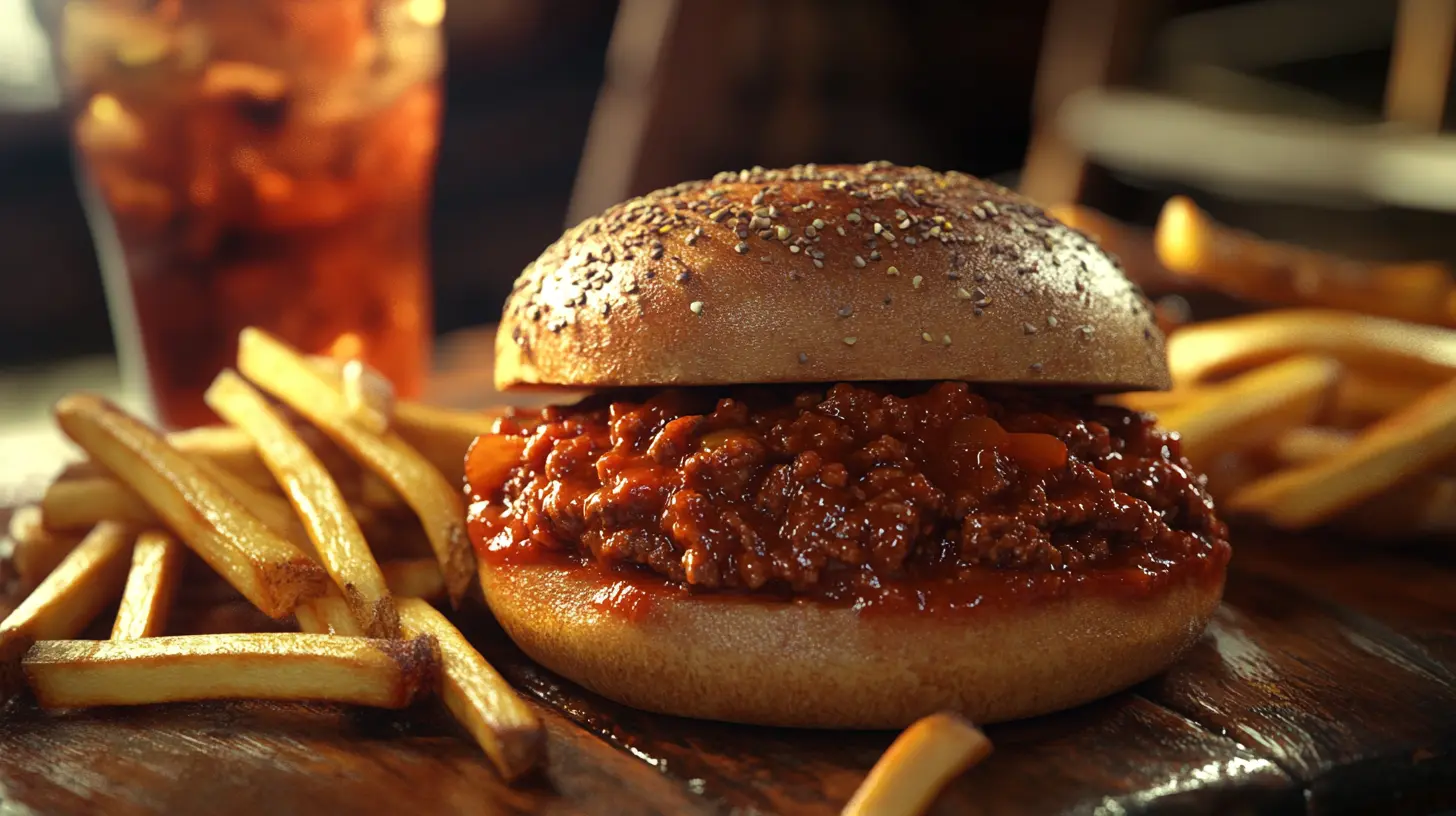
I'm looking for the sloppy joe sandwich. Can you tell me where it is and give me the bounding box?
[465,162,1230,728]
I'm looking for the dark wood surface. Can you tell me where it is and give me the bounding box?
[3,501,1454,815]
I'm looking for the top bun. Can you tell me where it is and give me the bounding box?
[496,162,1169,392]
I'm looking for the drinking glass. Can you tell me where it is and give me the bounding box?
[55,0,444,427]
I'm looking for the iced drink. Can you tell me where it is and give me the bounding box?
[61,0,444,428]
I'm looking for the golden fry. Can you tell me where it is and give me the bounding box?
[6,506,82,590]
[1230,376,1456,528]
[382,558,446,601]
[1167,309,1456,386]
[168,425,278,492]
[54,394,328,619]
[22,633,438,710]
[207,370,399,638]
[398,598,543,780]
[393,401,506,487]
[238,328,474,606]
[843,712,993,816]
[1,522,133,696]
[42,477,154,530]
[1156,356,1342,465]
[1330,370,1435,426]
[1270,427,1354,467]
[1155,196,1453,325]
[111,530,185,640]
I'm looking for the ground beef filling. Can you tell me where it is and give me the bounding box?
[468,382,1228,595]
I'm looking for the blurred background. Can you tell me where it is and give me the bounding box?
[3,0,1456,496]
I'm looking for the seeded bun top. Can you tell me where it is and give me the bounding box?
[496,162,1170,392]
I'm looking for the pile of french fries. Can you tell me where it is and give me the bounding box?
[1079,198,1456,540]
[1,328,543,780]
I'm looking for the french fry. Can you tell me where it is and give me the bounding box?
[1156,356,1342,465]
[1156,196,1454,325]
[843,712,993,816]
[1167,309,1456,386]
[1,522,133,697]
[168,425,279,492]
[398,598,543,780]
[359,472,405,510]
[1103,388,1204,415]
[1271,427,1355,467]
[111,530,184,640]
[382,558,446,600]
[187,454,313,550]
[21,633,438,710]
[1230,376,1456,528]
[238,328,474,606]
[6,506,83,590]
[393,401,506,487]
[206,370,400,639]
[54,394,329,619]
[295,594,363,637]
[307,356,394,435]
[1329,370,1434,426]
[42,478,155,530]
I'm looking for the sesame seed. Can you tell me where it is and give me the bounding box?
[775,225,790,240]
[710,207,731,222]
[922,332,933,342]
[843,336,857,346]
[813,259,824,268]
[805,225,818,237]
[905,236,917,245]
[1023,322,1037,335]
[751,190,766,205]
[690,301,704,315]
[873,222,884,234]
[837,226,847,237]
[758,229,775,240]
[880,230,896,242]
[956,287,972,299]
[658,224,674,234]
[812,218,826,230]
[853,255,867,268]
[754,207,770,218]
[895,209,907,220]
[685,233,698,246]
[750,216,770,231]
[912,275,923,288]
[677,271,691,283]
[847,212,862,223]
[898,218,912,230]
[1047,315,1059,327]
[734,241,749,254]
[798,352,809,364]
[942,335,952,345]
[1030,362,1043,372]
[870,250,882,261]
[790,245,801,253]
[887,265,900,276]
[760,255,771,263]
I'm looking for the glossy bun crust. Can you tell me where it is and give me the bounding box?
[497,163,1169,392]
[479,560,1223,728]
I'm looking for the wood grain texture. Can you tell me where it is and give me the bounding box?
[2,499,1456,815]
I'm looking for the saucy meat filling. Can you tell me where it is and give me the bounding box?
[467,382,1229,597]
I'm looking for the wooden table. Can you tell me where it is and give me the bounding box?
[2,507,1454,815]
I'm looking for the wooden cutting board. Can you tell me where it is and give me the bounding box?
[1,502,1454,815]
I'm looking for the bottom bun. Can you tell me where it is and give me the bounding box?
[479,560,1224,729]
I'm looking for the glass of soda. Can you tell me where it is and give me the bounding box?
[56,0,443,428]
